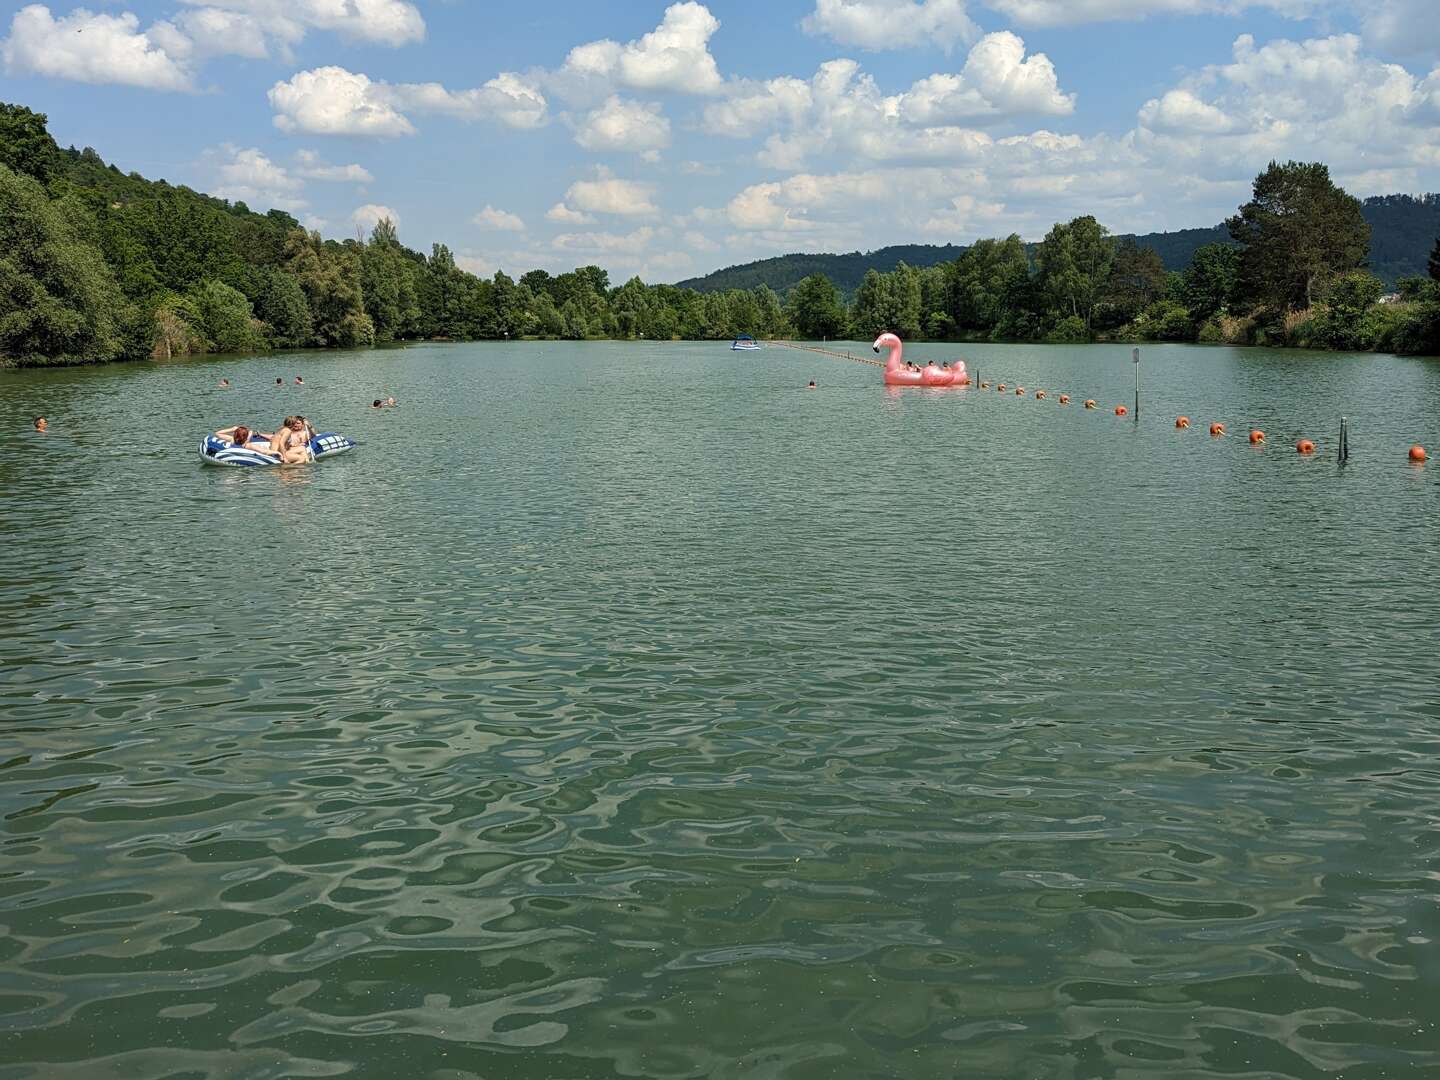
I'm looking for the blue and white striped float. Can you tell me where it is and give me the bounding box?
[199,432,356,467]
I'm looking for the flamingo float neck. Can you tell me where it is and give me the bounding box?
[872,333,904,373]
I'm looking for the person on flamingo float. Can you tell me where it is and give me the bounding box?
[873,333,967,387]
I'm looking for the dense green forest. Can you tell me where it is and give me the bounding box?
[2,101,1438,367]
[680,198,1440,299]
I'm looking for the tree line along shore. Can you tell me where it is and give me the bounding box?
[2,101,1438,369]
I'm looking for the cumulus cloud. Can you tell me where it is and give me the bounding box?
[293,148,373,182]
[702,34,1072,169]
[985,1,1322,27]
[173,0,423,55]
[546,203,597,224]
[552,226,658,254]
[802,0,979,52]
[896,32,1075,123]
[2,0,427,92]
[1137,88,1233,133]
[472,205,525,231]
[1134,32,1439,178]
[209,145,305,209]
[268,65,547,136]
[553,1,723,101]
[559,173,659,216]
[351,203,399,232]
[1359,1,1440,60]
[2,5,194,90]
[575,95,671,153]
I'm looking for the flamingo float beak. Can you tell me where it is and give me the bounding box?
[872,345,880,353]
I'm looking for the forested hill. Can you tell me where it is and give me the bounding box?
[675,244,968,297]
[675,197,1440,295]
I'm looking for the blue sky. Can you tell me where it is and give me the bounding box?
[3,1,1438,282]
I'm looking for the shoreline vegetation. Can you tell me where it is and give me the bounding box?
[3,101,1439,370]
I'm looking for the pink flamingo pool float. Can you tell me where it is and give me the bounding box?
[873,332,969,387]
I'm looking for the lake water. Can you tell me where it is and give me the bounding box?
[2,340,1439,1079]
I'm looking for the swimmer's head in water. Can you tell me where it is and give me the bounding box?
[373,399,383,408]
[34,416,47,431]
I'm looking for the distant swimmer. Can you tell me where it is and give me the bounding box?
[218,378,231,388]
[33,416,47,432]
[295,376,304,385]
[807,381,817,389]
[372,399,384,408]
[386,396,397,407]
[275,377,283,386]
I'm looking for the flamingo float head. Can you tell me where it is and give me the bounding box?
[872,332,902,355]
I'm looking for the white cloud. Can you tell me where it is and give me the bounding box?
[1360,1,1440,60]
[268,66,547,136]
[1133,33,1440,181]
[153,8,270,60]
[174,0,423,53]
[472,205,525,231]
[351,203,399,232]
[390,71,548,129]
[270,67,415,136]
[209,145,305,209]
[561,173,659,216]
[1137,88,1233,133]
[802,0,979,52]
[552,226,658,254]
[2,5,193,90]
[896,32,1074,123]
[702,34,1072,170]
[293,148,373,182]
[546,203,597,224]
[984,1,1322,27]
[554,1,723,101]
[575,95,671,153]
[301,213,327,231]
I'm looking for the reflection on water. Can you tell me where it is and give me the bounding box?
[1,341,1438,1078]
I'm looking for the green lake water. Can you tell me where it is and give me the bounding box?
[2,340,1439,1079]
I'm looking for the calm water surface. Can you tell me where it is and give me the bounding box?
[2,341,1439,1079]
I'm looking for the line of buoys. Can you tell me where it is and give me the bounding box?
[974,364,1431,468]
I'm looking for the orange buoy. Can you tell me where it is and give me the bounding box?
[1035,390,1046,399]
[1176,416,1190,429]
[1249,430,1265,444]
[1059,394,1070,404]
[1409,445,1427,462]
[1114,405,1128,416]
[1297,439,1315,455]
[1015,387,1025,395]
[1209,423,1226,436]
[1084,399,1097,409]
[997,383,1006,392]
[979,381,990,389]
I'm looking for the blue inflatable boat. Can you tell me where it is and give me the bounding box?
[200,432,356,467]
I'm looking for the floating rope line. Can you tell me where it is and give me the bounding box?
[763,340,885,367]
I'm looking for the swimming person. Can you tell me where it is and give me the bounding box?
[276,378,283,386]
[218,378,231,388]
[295,376,304,385]
[807,381,817,389]
[33,416,47,432]
[372,399,384,408]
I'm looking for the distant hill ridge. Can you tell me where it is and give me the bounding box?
[675,195,1440,296]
